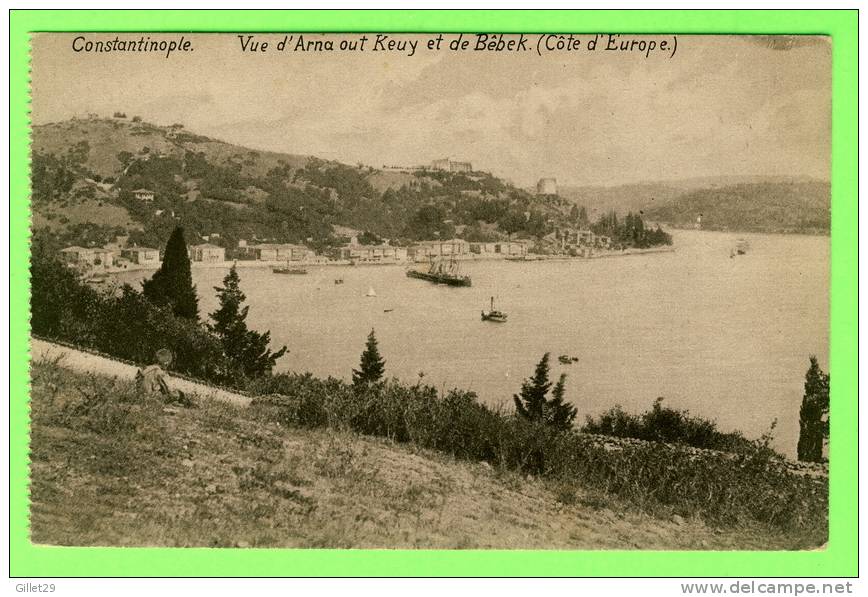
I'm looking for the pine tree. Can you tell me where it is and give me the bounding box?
[797,355,830,462]
[353,329,386,387]
[514,354,578,431]
[142,227,198,320]
[514,353,553,422]
[209,264,287,378]
[546,373,578,431]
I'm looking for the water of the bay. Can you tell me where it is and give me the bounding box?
[118,229,829,457]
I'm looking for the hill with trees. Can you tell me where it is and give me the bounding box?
[30,116,575,252]
[644,181,830,234]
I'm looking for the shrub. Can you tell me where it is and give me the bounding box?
[582,397,757,454]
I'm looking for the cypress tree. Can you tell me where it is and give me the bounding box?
[209,264,287,378]
[142,226,198,320]
[797,356,830,462]
[514,353,553,422]
[514,354,577,431]
[353,329,386,387]
[546,373,578,431]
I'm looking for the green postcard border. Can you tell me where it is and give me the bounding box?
[9,9,858,577]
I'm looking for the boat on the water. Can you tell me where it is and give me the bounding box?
[481,296,507,322]
[558,355,578,365]
[272,260,308,275]
[406,255,471,287]
[334,278,344,285]
[366,286,377,298]
[735,239,750,255]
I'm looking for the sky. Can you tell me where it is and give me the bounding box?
[31,33,831,187]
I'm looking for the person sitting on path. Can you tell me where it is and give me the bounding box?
[135,349,194,407]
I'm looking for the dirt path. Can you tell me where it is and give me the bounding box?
[30,338,251,407]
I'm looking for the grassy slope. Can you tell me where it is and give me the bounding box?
[29,361,811,550]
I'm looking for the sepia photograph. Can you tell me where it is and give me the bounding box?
[26,32,830,551]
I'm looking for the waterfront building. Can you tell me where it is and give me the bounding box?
[189,243,226,263]
[469,242,499,255]
[561,228,596,250]
[336,243,408,263]
[410,239,471,261]
[120,246,159,265]
[59,246,115,269]
[498,240,532,256]
[244,243,315,262]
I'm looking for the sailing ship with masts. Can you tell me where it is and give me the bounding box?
[406,240,472,287]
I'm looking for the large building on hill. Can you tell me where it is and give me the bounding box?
[431,158,472,173]
[133,188,155,202]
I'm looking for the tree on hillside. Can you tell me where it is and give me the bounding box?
[546,373,578,431]
[797,356,830,462]
[514,353,553,421]
[209,264,287,378]
[514,353,576,431]
[142,226,199,320]
[353,329,386,387]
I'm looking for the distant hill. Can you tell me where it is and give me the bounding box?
[560,176,829,235]
[644,181,830,234]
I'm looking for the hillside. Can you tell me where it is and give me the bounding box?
[644,181,831,234]
[30,116,571,251]
[29,360,816,549]
[32,117,313,181]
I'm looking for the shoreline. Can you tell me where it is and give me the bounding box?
[89,245,677,276]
